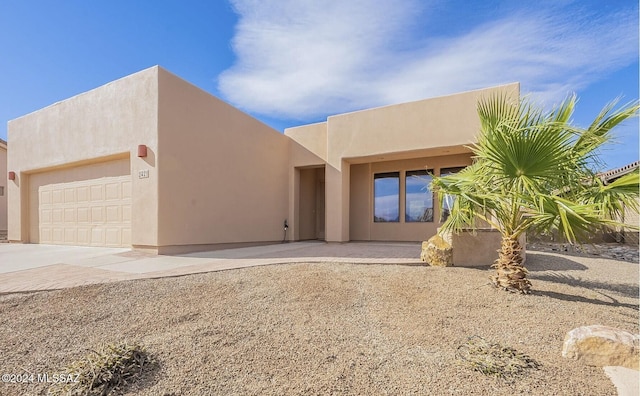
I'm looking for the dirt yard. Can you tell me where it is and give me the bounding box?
[0,250,637,395]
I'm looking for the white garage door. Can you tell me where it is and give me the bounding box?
[29,158,132,247]
[37,175,132,247]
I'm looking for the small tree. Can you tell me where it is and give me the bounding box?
[431,94,639,293]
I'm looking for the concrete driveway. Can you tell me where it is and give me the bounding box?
[0,244,130,274]
[0,242,423,293]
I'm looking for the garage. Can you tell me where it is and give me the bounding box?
[29,158,132,247]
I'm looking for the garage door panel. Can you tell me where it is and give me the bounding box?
[105,228,122,246]
[52,228,64,244]
[77,186,89,202]
[91,207,104,222]
[64,208,76,223]
[32,164,132,247]
[52,189,64,204]
[64,228,77,243]
[106,206,121,222]
[77,228,90,244]
[105,183,120,200]
[41,228,52,242]
[90,185,103,201]
[77,207,90,223]
[91,228,105,246]
[41,190,52,204]
[122,181,132,199]
[123,206,131,222]
[64,188,76,203]
[41,209,52,224]
[52,209,63,223]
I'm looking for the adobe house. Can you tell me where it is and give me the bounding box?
[7,66,519,254]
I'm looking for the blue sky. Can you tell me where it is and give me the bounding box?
[1,0,638,170]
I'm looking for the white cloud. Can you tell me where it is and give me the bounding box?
[218,0,638,120]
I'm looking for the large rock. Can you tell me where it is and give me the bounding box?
[421,235,453,267]
[562,325,640,370]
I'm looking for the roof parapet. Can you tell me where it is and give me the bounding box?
[598,161,639,183]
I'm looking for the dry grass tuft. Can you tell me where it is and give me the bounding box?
[456,336,541,380]
[48,342,156,396]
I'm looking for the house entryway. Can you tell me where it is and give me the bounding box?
[298,166,325,240]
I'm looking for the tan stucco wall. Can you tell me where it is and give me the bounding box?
[441,229,526,267]
[0,142,7,232]
[155,68,290,252]
[287,82,520,242]
[286,122,327,163]
[622,198,639,243]
[7,67,160,245]
[325,83,520,167]
[614,197,640,244]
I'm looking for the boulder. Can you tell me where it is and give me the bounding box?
[421,235,453,267]
[562,325,640,370]
[420,241,429,262]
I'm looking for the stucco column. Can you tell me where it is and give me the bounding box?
[7,172,29,242]
[325,161,350,242]
[288,167,300,241]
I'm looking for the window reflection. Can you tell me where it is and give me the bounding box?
[440,167,466,222]
[405,170,433,222]
[374,172,399,222]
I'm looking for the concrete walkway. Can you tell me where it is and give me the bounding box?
[0,241,423,293]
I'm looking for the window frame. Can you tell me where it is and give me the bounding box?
[373,172,400,223]
[439,166,466,223]
[405,169,434,223]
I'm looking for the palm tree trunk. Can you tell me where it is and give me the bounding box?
[490,236,531,294]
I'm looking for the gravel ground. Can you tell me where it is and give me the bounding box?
[528,241,639,263]
[0,250,637,395]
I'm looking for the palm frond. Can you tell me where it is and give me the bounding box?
[436,93,639,292]
[473,95,577,193]
[573,99,639,158]
[522,194,608,243]
[432,93,639,246]
[581,170,640,222]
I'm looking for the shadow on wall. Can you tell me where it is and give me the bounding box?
[139,146,156,167]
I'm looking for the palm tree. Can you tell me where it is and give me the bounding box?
[431,94,639,294]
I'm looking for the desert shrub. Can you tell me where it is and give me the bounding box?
[48,342,156,396]
[456,336,540,380]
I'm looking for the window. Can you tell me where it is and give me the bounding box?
[405,170,433,222]
[0,186,4,196]
[374,172,399,222]
[439,167,466,222]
